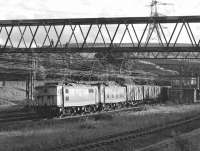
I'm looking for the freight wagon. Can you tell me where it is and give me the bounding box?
[32,82,168,116]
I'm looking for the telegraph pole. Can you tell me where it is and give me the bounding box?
[26,55,37,101]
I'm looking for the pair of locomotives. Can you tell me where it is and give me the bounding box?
[32,82,169,116]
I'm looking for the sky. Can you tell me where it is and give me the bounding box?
[0,0,199,19]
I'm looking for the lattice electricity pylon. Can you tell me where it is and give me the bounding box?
[0,16,200,59]
[146,0,173,44]
[145,0,173,57]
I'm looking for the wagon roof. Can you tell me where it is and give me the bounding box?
[64,83,96,87]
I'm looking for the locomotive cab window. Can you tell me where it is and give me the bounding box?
[65,89,69,93]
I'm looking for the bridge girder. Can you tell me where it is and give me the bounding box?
[0,16,200,59]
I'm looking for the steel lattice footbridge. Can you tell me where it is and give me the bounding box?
[1,16,200,58]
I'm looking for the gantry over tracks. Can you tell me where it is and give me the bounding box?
[0,16,200,59]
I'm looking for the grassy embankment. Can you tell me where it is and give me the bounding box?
[1,104,200,151]
[136,126,200,151]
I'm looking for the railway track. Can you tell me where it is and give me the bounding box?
[0,110,42,123]
[56,105,144,121]
[47,112,200,151]
[0,113,41,123]
[0,100,153,127]
[0,106,50,125]
[1,104,200,151]
[0,104,145,129]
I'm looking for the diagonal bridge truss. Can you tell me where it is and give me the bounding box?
[1,16,200,58]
